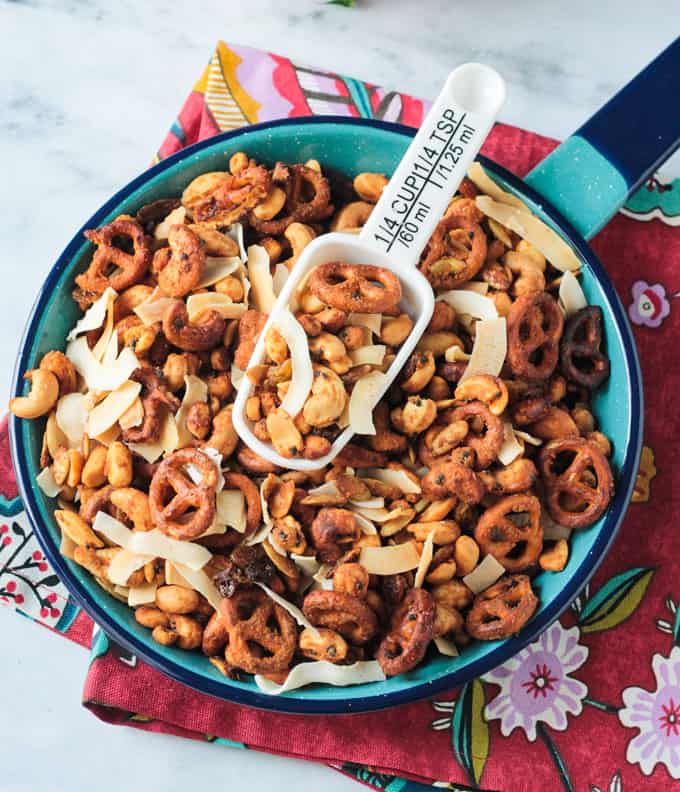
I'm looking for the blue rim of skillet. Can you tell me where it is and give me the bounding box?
[10,116,644,715]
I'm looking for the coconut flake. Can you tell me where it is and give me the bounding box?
[255,582,318,635]
[128,582,158,607]
[497,422,524,466]
[291,554,321,576]
[66,336,139,392]
[476,195,581,272]
[437,290,498,321]
[227,222,247,261]
[175,374,208,448]
[107,549,153,586]
[463,554,506,594]
[347,313,382,336]
[307,480,342,498]
[359,542,421,574]
[164,560,192,587]
[349,371,388,435]
[514,429,543,447]
[459,318,507,383]
[445,345,471,363]
[558,270,587,316]
[154,206,186,240]
[351,512,377,536]
[255,660,385,695]
[274,310,314,419]
[414,530,435,588]
[247,244,277,313]
[349,345,386,367]
[186,293,246,322]
[173,563,223,611]
[91,289,119,362]
[461,281,490,295]
[118,396,144,430]
[56,393,88,449]
[195,256,243,289]
[351,506,408,524]
[216,489,246,533]
[127,408,179,462]
[134,287,177,326]
[467,162,530,211]
[36,467,62,497]
[364,468,422,495]
[87,380,142,438]
[230,364,245,391]
[272,263,289,296]
[67,287,118,340]
[434,636,460,657]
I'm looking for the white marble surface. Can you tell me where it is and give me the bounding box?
[1,1,678,790]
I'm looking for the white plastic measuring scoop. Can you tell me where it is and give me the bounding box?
[233,63,506,471]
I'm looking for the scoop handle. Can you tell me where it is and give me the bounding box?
[359,63,506,271]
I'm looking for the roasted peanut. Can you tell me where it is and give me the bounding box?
[455,375,509,416]
[152,615,203,650]
[427,376,451,401]
[428,420,469,456]
[401,351,436,393]
[427,301,456,333]
[390,396,437,435]
[265,327,289,365]
[539,539,569,572]
[215,275,244,301]
[207,372,233,401]
[245,396,262,422]
[304,435,332,460]
[10,369,59,419]
[431,579,473,610]
[204,405,238,458]
[229,152,248,175]
[353,172,388,203]
[135,605,170,629]
[155,585,200,614]
[433,603,464,638]
[210,347,230,372]
[380,313,413,346]
[572,404,596,435]
[272,515,307,554]
[530,407,579,440]
[163,352,200,392]
[105,441,133,487]
[299,627,348,663]
[109,487,153,532]
[81,445,109,488]
[303,366,347,428]
[454,535,480,576]
[587,431,611,456]
[266,409,304,458]
[408,520,460,544]
[337,325,366,351]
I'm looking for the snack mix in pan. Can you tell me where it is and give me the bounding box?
[10,153,614,691]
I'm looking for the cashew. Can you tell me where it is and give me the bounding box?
[299,289,326,314]
[539,539,569,572]
[272,515,307,553]
[390,396,437,434]
[454,535,480,576]
[52,447,83,487]
[204,405,238,458]
[10,369,59,419]
[427,301,457,332]
[380,314,413,347]
[43,411,68,463]
[39,350,77,395]
[455,375,509,416]
[420,498,456,522]
[330,201,372,232]
[266,408,304,458]
[333,562,369,598]
[188,224,240,257]
[105,441,133,487]
[186,401,212,440]
[229,152,249,175]
[353,172,388,203]
[308,332,351,373]
[265,327,289,365]
[155,585,200,614]
[316,308,348,333]
[428,420,469,457]
[113,284,154,323]
[252,186,286,220]
[299,627,348,663]
[401,351,436,394]
[280,223,316,270]
[417,331,464,357]
[109,487,153,532]
[431,579,473,610]
[303,366,347,428]
[408,520,460,544]
[572,404,595,435]
[153,615,203,650]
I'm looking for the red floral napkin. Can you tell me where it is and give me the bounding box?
[4,40,680,792]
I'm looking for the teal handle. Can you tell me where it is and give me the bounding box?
[525,36,680,240]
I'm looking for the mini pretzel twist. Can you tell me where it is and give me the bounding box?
[122,367,179,444]
[302,589,378,645]
[308,262,402,314]
[507,291,564,379]
[474,494,543,571]
[538,437,614,528]
[149,448,218,540]
[419,211,487,290]
[560,306,610,388]
[376,588,435,676]
[465,574,538,640]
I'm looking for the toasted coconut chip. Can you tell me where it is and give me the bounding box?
[274,310,314,419]
[195,256,243,289]
[272,263,289,296]
[228,222,247,261]
[186,293,246,322]
[128,582,158,607]
[436,290,498,321]
[175,374,208,448]
[461,281,490,295]
[458,317,506,384]
[244,523,273,546]
[255,582,318,635]
[66,336,139,392]
[154,206,186,240]
[351,505,409,523]
[434,636,460,657]
[514,429,543,447]
[307,480,343,499]
[359,541,421,574]
[312,563,335,591]
[92,512,211,571]
[476,195,581,272]
[352,512,378,535]
[107,549,154,586]
[134,288,177,326]
[255,660,385,695]
[363,468,421,495]
[414,529,436,588]
[558,269,587,316]
[118,396,144,430]
[291,554,322,576]
[445,345,471,363]
[216,489,246,533]
[349,345,386,367]
[36,467,62,497]
[164,560,191,587]
[350,497,385,510]
[174,563,223,611]
[230,364,245,391]
[87,380,142,438]
[247,244,277,313]
[184,448,223,492]
[497,422,524,466]
[349,371,388,435]
[347,313,382,336]
[127,407,179,463]
[467,162,530,211]
[67,287,118,341]
[91,289,118,361]
[56,393,89,449]
[462,554,506,594]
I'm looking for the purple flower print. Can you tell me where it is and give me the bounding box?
[628,281,671,328]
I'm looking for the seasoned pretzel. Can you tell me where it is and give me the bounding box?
[376,588,435,676]
[419,213,487,290]
[302,590,378,645]
[191,165,272,226]
[76,218,152,299]
[155,225,206,298]
[308,262,402,314]
[149,448,218,540]
[474,494,543,571]
[507,291,564,379]
[221,588,296,674]
[234,309,268,370]
[538,437,614,528]
[202,611,230,656]
[162,300,226,352]
[443,400,504,469]
[122,367,179,444]
[223,472,261,535]
[560,306,610,389]
[465,574,538,640]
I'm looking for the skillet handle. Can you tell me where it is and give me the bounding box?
[525,36,680,240]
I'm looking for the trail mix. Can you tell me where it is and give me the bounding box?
[10,153,614,691]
